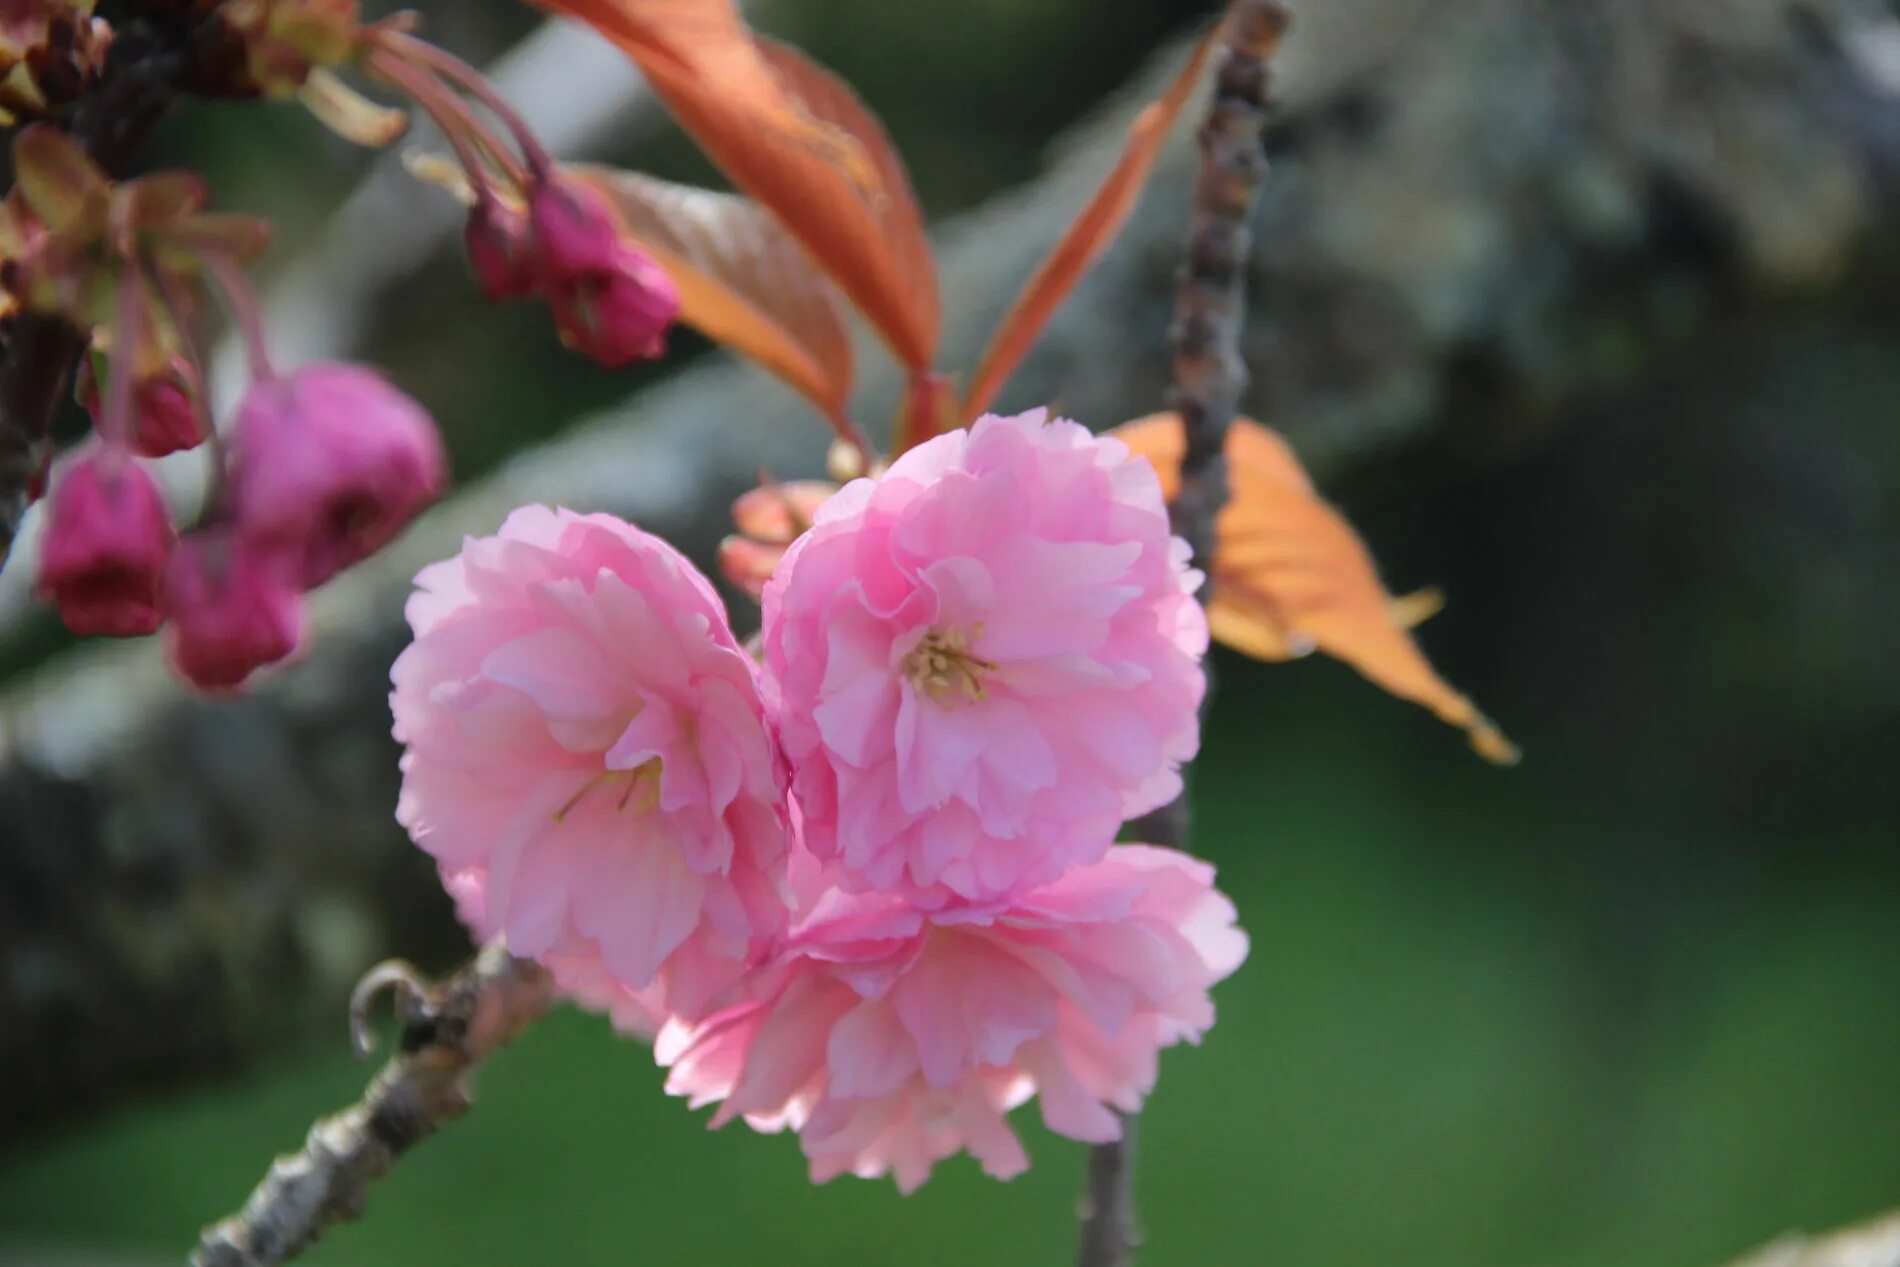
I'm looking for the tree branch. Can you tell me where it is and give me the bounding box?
[1076,5,1289,1265]
[191,943,554,1267]
[1722,1209,1900,1267]
[1075,1110,1141,1267]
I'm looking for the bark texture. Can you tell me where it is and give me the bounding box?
[191,945,552,1267]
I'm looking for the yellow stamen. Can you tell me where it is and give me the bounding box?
[903,626,996,704]
[554,760,662,822]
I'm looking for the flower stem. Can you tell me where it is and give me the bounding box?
[375,30,556,178]
[364,46,523,203]
[153,263,229,502]
[101,261,148,455]
[200,251,276,384]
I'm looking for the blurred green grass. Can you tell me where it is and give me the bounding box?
[3,652,1896,1266]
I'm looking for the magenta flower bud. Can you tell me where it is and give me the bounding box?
[527,176,623,280]
[230,362,447,589]
[37,445,175,638]
[26,447,51,503]
[78,356,210,458]
[163,529,305,691]
[464,199,539,302]
[133,370,209,458]
[548,244,680,369]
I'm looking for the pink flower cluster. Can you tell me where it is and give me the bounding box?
[394,410,1244,1190]
[37,361,444,690]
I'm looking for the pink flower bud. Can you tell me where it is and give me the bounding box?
[78,356,210,458]
[163,529,305,691]
[131,369,209,458]
[731,480,837,545]
[230,362,447,589]
[526,176,622,279]
[464,199,538,302]
[716,534,786,600]
[37,445,174,638]
[547,244,679,369]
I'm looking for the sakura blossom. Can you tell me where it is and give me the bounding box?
[763,409,1209,905]
[660,845,1247,1192]
[392,506,792,1025]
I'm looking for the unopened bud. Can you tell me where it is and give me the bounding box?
[230,362,446,588]
[37,444,175,637]
[163,528,305,691]
[465,199,538,302]
[81,354,209,458]
[716,535,788,601]
[527,175,623,280]
[732,481,836,545]
[547,243,679,369]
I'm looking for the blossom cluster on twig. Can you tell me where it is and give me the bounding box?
[392,410,1249,1190]
[1,0,679,687]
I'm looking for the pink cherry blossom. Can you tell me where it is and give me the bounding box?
[762,409,1208,905]
[660,845,1247,1192]
[230,362,446,589]
[37,443,174,637]
[392,506,791,1025]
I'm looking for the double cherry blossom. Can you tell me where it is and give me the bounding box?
[393,410,1247,1189]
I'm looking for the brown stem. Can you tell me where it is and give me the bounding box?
[1075,1112,1141,1267]
[375,30,555,177]
[0,11,210,569]
[1167,0,1291,571]
[200,250,276,383]
[192,943,554,1267]
[1076,6,1289,1265]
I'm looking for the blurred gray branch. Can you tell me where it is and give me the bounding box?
[1723,1210,1900,1267]
[5,0,1900,1132]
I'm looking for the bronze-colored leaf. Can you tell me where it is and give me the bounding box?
[570,166,856,435]
[1116,413,1519,765]
[751,38,939,374]
[525,3,940,370]
[961,21,1225,423]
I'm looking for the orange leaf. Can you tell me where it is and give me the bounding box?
[753,39,939,372]
[524,0,872,181]
[1115,413,1520,765]
[529,1,939,371]
[570,167,856,434]
[960,20,1226,424]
